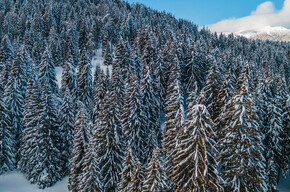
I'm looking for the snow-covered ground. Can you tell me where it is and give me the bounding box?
[1,171,289,191]
[56,48,111,88]
[277,174,290,192]
[0,172,68,192]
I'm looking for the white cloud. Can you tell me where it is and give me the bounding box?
[251,1,275,15]
[208,0,290,34]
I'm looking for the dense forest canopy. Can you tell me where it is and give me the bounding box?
[0,0,289,191]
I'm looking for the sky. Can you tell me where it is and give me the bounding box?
[126,0,289,33]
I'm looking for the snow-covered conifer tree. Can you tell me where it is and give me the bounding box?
[143,148,168,192]
[69,102,89,192]
[128,158,145,192]
[219,64,265,192]
[118,146,135,192]
[172,104,221,192]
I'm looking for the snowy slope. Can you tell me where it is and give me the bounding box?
[237,26,290,42]
[0,172,68,192]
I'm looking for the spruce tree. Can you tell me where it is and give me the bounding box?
[2,75,24,171]
[186,81,198,111]
[0,35,14,86]
[0,84,8,174]
[61,52,77,98]
[264,96,283,191]
[97,92,123,192]
[128,158,145,192]
[143,148,168,192]
[215,69,235,141]
[118,146,135,192]
[69,102,89,192]
[172,104,221,192]
[219,64,265,192]
[195,60,221,120]
[31,80,62,189]
[281,94,290,177]
[122,73,146,162]
[80,131,101,192]
[38,47,58,94]
[93,70,106,123]
[77,53,93,118]
[140,63,160,164]
[18,69,40,178]
[163,56,184,178]
[59,88,75,175]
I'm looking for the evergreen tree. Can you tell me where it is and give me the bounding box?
[215,69,235,141]
[61,52,77,97]
[118,146,135,192]
[2,75,24,171]
[77,53,93,117]
[195,60,221,120]
[59,88,75,175]
[69,102,89,192]
[172,104,221,192]
[0,83,8,174]
[122,73,146,162]
[97,92,123,192]
[281,94,290,177]
[38,47,58,94]
[103,42,113,66]
[93,70,106,123]
[143,148,168,192]
[31,82,62,188]
[186,81,198,111]
[140,62,160,164]
[0,35,14,86]
[128,158,145,192]
[163,56,184,178]
[219,64,265,192]
[264,95,283,191]
[18,69,40,178]
[80,131,101,192]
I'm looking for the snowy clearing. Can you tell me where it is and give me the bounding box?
[0,172,68,192]
[56,48,111,88]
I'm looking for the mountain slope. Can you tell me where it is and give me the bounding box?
[237,26,290,42]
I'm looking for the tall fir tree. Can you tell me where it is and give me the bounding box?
[31,79,63,188]
[195,60,221,120]
[163,56,184,179]
[2,72,24,171]
[18,69,40,178]
[128,158,145,192]
[97,92,123,192]
[0,82,8,174]
[118,146,135,192]
[77,53,94,118]
[219,64,265,192]
[0,35,14,86]
[61,52,77,98]
[80,129,102,192]
[140,61,160,164]
[59,88,76,176]
[281,94,290,177]
[69,102,89,192]
[143,148,168,192]
[122,73,146,163]
[172,104,221,192]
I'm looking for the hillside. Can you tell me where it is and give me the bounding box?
[0,0,289,191]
